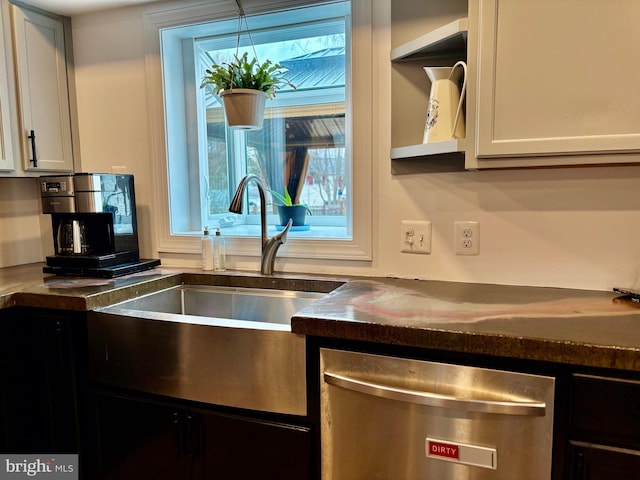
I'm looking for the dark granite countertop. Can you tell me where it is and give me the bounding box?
[291,278,640,372]
[0,263,183,311]
[0,263,343,311]
[2,263,640,372]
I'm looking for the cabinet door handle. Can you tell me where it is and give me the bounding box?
[184,414,193,456]
[27,130,37,167]
[189,412,202,456]
[324,371,546,416]
[575,451,586,480]
[172,411,185,455]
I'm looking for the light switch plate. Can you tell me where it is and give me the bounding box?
[401,221,432,254]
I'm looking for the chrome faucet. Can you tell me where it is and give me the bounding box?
[229,174,293,275]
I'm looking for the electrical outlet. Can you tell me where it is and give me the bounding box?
[455,221,479,255]
[401,221,431,254]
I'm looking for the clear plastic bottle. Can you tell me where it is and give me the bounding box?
[213,228,226,271]
[202,227,214,271]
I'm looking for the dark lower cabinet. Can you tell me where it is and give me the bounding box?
[90,392,312,480]
[567,373,640,479]
[91,393,192,479]
[0,307,80,454]
[196,406,312,479]
[568,442,640,480]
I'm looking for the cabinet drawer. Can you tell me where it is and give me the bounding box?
[568,441,640,480]
[571,374,640,449]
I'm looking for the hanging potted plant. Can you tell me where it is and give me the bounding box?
[200,52,294,130]
[269,187,312,228]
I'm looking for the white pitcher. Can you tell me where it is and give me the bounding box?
[422,61,467,143]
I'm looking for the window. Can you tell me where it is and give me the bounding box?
[146,0,372,261]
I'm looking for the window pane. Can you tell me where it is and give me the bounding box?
[197,6,350,238]
[206,128,230,215]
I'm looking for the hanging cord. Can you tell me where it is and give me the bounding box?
[234,0,260,63]
[234,0,244,16]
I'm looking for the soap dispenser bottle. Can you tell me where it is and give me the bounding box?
[202,227,214,271]
[213,228,226,271]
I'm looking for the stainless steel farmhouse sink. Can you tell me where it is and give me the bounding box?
[102,284,323,326]
[88,284,335,416]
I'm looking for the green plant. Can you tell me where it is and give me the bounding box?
[200,52,295,100]
[268,187,312,215]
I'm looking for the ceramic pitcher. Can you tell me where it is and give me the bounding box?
[422,61,467,143]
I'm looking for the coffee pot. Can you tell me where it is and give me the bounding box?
[56,218,89,255]
[422,61,467,143]
[40,173,161,277]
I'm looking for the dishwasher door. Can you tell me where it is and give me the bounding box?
[320,348,555,480]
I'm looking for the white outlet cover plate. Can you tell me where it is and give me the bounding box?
[401,220,432,254]
[455,221,479,255]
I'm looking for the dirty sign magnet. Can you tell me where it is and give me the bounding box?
[426,438,497,470]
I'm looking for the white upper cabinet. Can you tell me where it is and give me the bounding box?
[471,0,640,168]
[0,1,16,172]
[10,3,74,173]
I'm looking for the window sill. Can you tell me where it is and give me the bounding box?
[165,224,367,261]
[215,224,350,240]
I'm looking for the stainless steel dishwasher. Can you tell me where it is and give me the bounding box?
[320,349,555,479]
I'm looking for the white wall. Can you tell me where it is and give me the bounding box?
[0,177,47,267]
[71,7,156,257]
[64,1,640,292]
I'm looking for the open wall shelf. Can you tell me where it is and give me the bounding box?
[390,18,468,168]
[391,18,468,62]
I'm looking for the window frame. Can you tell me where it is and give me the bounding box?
[144,0,372,261]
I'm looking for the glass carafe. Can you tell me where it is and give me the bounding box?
[57,219,90,255]
[56,219,74,255]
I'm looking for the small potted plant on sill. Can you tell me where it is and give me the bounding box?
[269,187,311,228]
[200,51,294,130]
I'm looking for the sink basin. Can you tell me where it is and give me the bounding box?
[89,283,335,416]
[102,284,324,328]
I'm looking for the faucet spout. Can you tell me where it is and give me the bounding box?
[229,174,292,275]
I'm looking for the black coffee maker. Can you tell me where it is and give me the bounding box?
[40,173,160,277]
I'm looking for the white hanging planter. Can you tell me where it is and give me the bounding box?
[220,88,267,130]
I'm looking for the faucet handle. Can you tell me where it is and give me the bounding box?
[276,218,294,243]
[261,219,293,275]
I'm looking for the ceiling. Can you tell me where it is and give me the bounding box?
[18,0,161,16]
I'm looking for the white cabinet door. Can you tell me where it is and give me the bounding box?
[475,0,640,162]
[11,4,73,172]
[0,1,15,172]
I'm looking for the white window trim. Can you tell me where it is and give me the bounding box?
[143,0,372,261]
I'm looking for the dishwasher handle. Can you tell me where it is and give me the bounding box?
[324,371,546,416]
